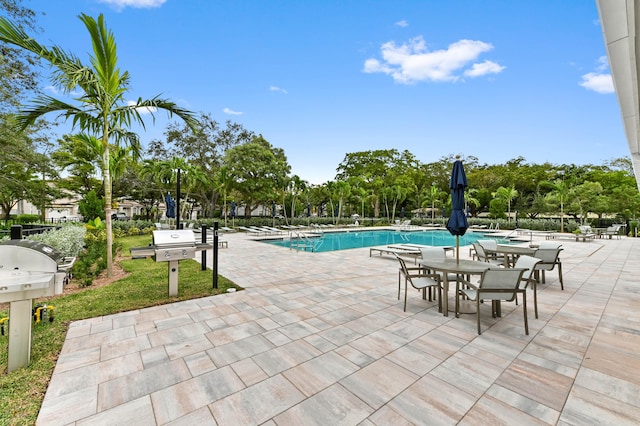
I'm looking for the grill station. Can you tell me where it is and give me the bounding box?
[131,230,212,296]
[0,240,75,373]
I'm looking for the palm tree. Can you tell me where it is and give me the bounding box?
[464,187,481,216]
[424,184,443,222]
[152,157,205,224]
[213,166,232,226]
[493,185,519,223]
[544,178,570,233]
[0,14,198,276]
[288,175,306,222]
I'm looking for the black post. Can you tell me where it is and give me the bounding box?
[201,224,208,271]
[213,221,219,289]
[176,168,181,230]
[10,225,22,240]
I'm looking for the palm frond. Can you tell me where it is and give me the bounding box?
[11,96,81,130]
[136,97,200,131]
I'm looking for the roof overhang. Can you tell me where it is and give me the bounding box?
[596,0,640,190]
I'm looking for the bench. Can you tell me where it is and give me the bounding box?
[546,233,595,242]
[369,246,421,263]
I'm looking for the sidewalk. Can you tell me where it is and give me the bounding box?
[37,233,640,425]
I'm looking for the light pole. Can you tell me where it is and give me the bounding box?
[176,168,181,230]
[559,170,565,233]
[431,183,436,223]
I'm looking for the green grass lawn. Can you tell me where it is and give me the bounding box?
[0,235,240,425]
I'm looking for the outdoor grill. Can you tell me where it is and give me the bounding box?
[130,230,212,296]
[0,240,74,373]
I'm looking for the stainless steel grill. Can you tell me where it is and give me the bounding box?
[152,229,198,261]
[130,230,212,296]
[0,240,74,373]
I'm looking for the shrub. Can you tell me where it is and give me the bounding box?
[16,214,40,223]
[72,225,120,287]
[25,224,86,257]
[78,190,105,222]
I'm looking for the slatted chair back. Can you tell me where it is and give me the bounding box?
[395,254,442,312]
[420,246,446,261]
[513,255,542,284]
[478,239,498,251]
[477,268,527,302]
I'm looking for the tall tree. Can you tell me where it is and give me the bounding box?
[150,115,254,217]
[287,175,306,222]
[0,0,40,111]
[213,166,232,226]
[493,185,519,223]
[543,179,570,233]
[224,135,290,217]
[0,13,198,276]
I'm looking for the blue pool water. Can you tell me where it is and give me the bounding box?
[262,229,512,253]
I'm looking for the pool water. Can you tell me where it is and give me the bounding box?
[262,229,512,253]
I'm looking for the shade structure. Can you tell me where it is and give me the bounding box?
[446,159,469,261]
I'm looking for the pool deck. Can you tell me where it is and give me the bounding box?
[36,231,640,425]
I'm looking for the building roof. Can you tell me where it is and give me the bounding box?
[597,0,640,189]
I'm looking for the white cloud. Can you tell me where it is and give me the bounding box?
[395,20,409,28]
[269,85,288,94]
[127,100,157,114]
[363,36,504,84]
[579,56,614,94]
[97,0,166,11]
[46,86,83,97]
[596,55,609,72]
[45,85,60,95]
[223,107,243,115]
[464,60,505,77]
[579,72,614,94]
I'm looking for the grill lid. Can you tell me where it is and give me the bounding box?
[0,240,62,272]
[152,230,196,247]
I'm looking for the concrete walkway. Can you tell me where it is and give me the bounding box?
[37,231,640,425]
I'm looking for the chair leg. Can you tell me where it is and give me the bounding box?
[558,263,564,290]
[476,298,482,334]
[398,270,401,300]
[522,291,529,335]
[403,280,408,312]
[532,281,538,319]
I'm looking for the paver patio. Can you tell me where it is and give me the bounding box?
[36,231,640,425]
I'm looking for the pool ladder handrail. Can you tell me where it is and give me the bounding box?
[289,231,316,252]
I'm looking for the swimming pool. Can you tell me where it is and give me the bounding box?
[262,229,513,253]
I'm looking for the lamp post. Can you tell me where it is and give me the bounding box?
[559,170,565,233]
[431,183,436,222]
[176,168,182,230]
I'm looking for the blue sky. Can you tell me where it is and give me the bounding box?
[28,0,624,184]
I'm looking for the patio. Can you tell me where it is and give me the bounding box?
[36,232,640,425]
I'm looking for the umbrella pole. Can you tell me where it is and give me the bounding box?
[456,236,460,263]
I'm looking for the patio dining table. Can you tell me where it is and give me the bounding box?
[420,258,491,316]
[485,244,536,267]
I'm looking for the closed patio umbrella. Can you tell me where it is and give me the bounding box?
[446,156,469,262]
[165,193,176,219]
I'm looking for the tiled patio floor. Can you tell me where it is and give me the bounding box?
[36,231,640,425]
